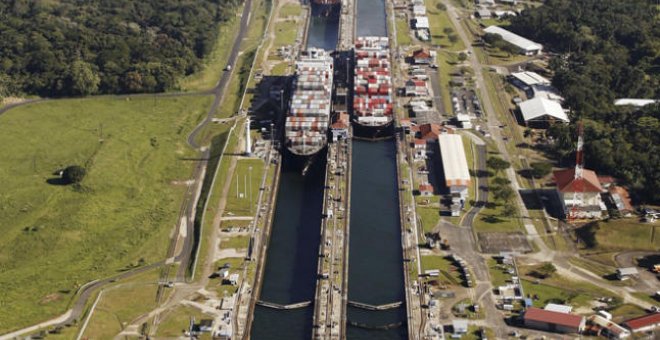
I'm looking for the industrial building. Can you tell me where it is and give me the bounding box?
[438,134,471,206]
[623,313,660,333]
[484,26,543,55]
[510,71,551,89]
[523,307,586,334]
[553,168,604,219]
[518,97,569,126]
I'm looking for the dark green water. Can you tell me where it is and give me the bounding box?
[346,140,407,340]
[250,158,326,339]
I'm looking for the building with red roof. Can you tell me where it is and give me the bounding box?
[412,48,434,64]
[419,183,434,196]
[417,123,453,141]
[553,168,605,219]
[523,307,585,334]
[413,138,427,160]
[623,312,660,333]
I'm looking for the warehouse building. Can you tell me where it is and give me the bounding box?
[484,26,543,55]
[623,313,660,333]
[438,134,471,209]
[518,97,569,126]
[523,307,586,334]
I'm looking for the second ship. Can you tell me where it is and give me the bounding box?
[352,36,394,138]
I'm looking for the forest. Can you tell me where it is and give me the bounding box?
[0,0,241,97]
[509,0,660,204]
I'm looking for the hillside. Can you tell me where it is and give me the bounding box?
[508,0,660,203]
[0,0,240,97]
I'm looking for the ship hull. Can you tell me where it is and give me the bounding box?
[351,119,394,139]
[284,145,327,175]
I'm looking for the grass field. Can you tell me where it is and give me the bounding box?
[83,269,161,338]
[224,159,265,216]
[425,0,466,51]
[520,273,616,309]
[222,235,251,249]
[279,3,302,18]
[395,18,412,46]
[590,219,660,252]
[155,305,214,339]
[0,95,212,333]
[421,255,462,286]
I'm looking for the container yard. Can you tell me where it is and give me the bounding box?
[285,49,334,157]
[353,36,393,129]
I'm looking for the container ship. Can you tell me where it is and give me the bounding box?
[285,49,334,165]
[352,36,394,138]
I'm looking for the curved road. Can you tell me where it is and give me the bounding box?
[0,0,254,337]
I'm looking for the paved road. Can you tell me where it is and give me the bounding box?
[175,0,253,281]
[460,132,487,230]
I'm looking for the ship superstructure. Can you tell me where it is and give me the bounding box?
[352,36,393,128]
[285,49,334,156]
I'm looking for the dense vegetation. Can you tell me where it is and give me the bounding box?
[0,0,240,97]
[509,0,660,203]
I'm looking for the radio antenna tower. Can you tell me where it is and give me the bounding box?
[569,121,584,221]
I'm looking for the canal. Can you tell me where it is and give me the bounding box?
[346,0,407,339]
[250,2,337,339]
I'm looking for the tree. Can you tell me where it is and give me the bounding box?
[435,3,447,11]
[458,52,468,62]
[68,61,100,96]
[502,203,517,217]
[487,157,510,173]
[62,165,86,184]
[532,263,557,279]
[448,34,459,44]
[492,177,511,186]
[493,185,514,202]
[443,27,454,35]
[530,162,553,179]
[482,33,503,45]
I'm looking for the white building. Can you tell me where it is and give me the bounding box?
[510,71,551,88]
[518,97,569,125]
[438,134,471,201]
[553,168,604,219]
[614,98,658,107]
[484,26,543,55]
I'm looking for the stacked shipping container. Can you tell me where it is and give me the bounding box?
[353,37,393,127]
[285,49,334,156]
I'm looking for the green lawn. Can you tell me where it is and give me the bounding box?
[0,95,212,333]
[592,219,660,251]
[224,159,265,216]
[424,0,466,51]
[609,304,648,323]
[279,3,302,18]
[273,20,299,47]
[222,235,251,249]
[83,270,160,338]
[487,258,510,287]
[155,305,214,338]
[520,274,617,309]
[395,18,412,46]
[421,255,462,285]
[417,205,441,233]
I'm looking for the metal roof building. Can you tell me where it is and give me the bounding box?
[510,71,551,87]
[518,97,569,123]
[438,134,471,199]
[484,26,543,55]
